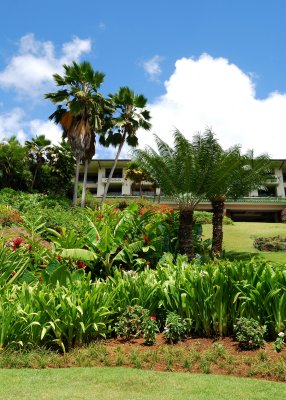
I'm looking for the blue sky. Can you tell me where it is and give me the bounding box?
[0,0,286,157]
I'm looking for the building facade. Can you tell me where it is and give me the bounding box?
[80,159,286,221]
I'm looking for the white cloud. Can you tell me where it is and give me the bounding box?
[138,54,286,158]
[0,34,92,98]
[29,119,63,144]
[0,108,27,142]
[143,55,163,81]
[0,108,62,144]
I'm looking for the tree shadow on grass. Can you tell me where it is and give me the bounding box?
[222,250,262,261]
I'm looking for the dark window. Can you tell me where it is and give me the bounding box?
[258,186,276,197]
[105,168,122,178]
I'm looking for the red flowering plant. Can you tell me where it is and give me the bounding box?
[115,305,150,339]
[0,205,22,227]
[142,315,159,345]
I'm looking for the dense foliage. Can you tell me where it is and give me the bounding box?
[1,192,285,353]
[1,254,286,351]
[0,138,75,197]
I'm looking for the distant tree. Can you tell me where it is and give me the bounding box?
[25,135,51,190]
[0,137,32,190]
[100,87,151,204]
[44,141,76,196]
[125,161,151,196]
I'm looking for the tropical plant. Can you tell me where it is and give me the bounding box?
[100,87,151,204]
[45,61,110,206]
[134,130,222,260]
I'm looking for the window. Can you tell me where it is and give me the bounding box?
[105,168,123,178]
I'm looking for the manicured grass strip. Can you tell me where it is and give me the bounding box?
[203,222,286,263]
[0,367,285,400]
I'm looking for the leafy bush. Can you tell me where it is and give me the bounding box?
[163,312,191,344]
[253,236,286,251]
[234,317,266,350]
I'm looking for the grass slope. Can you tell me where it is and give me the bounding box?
[0,367,285,400]
[203,222,286,263]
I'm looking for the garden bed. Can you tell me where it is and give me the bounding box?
[1,335,285,383]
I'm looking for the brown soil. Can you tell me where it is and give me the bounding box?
[96,334,286,382]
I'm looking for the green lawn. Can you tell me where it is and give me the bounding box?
[0,367,285,400]
[203,222,286,263]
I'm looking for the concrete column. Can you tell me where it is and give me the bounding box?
[97,167,105,196]
[275,168,285,197]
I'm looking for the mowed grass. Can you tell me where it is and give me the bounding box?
[203,222,286,263]
[0,367,285,400]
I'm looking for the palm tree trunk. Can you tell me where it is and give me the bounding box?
[81,159,89,208]
[73,158,80,206]
[178,207,194,261]
[31,163,40,190]
[211,199,225,256]
[101,132,127,205]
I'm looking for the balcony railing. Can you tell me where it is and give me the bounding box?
[102,177,124,183]
[265,175,280,185]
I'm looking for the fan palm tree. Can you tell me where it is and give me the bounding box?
[45,61,110,206]
[100,86,151,204]
[134,129,221,260]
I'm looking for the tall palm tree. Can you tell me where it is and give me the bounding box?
[45,61,109,206]
[100,87,151,204]
[25,135,51,190]
[134,129,220,260]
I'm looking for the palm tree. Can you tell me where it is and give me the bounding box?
[134,129,221,260]
[45,61,109,206]
[205,145,271,256]
[100,87,151,204]
[25,135,51,190]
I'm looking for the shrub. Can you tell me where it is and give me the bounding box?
[234,317,266,350]
[193,211,233,225]
[253,236,286,252]
[163,312,191,344]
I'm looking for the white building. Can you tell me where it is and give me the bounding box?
[80,159,286,222]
